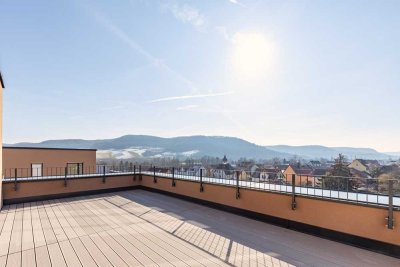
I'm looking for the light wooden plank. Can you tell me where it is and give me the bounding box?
[49,200,78,240]
[57,199,95,236]
[65,199,106,234]
[22,203,34,251]
[97,231,142,266]
[0,206,16,256]
[79,235,112,267]
[5,252,21,267]
[69,238,97,267]
[37,205,57,245]
[113,227,174,267]
[58,240,82,267]
[0,255,6,267]
[30,203,46,248]
[35,246,51,267]
[8,208,23,254]
[47,243,67,267]
[89,234,128,267]
[0,206,9,234]
[106,229,157,267]
[43,201,68,242]
[21,248,36,267]
[53,200,86,237]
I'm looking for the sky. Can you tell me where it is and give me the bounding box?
[0,0,400,152]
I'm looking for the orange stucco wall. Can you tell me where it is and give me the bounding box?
[141,175,400,246]
[2,174,139,201]
[3,147,96,176]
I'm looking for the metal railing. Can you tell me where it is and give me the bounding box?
[3,166,399,209]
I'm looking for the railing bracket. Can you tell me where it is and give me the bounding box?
[386,180,394,229]
[236,170,240,199]
[172,167,176,187]
[200,169,204,192]
[291,174,297,210]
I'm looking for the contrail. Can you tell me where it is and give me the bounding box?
[148,91,234,103]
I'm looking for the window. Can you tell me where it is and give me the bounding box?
[31,163,43,177]
[66,163,83,175]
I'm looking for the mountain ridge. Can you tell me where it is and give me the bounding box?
[5,135,394,160]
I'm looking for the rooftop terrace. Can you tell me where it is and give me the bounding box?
[0,190,398,267]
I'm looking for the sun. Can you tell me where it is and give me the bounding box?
[231,32,278,81]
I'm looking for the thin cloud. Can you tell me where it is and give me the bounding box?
[161,2,207,32]
[148,91,234,103]
[228,0,246,7]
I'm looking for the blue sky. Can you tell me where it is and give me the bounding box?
[1,0,399,151]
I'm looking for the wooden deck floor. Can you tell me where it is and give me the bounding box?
[0,190,398,267]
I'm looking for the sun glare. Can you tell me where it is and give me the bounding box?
[231,32,277,81]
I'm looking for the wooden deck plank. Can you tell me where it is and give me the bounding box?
[30,203,46,248]
[21,203,34,252]
[5,252,21,267]
[113,226,174,267]
[106,229,158,267]
[43,201,68,242]
[79,235,112,267]
[35,246,51,267]
[0,206,9,234]
[89,234,128,267]
[37,204,57,245]
[0,255,6,267]
[48,200,78,240]
[47,243,67,267]
[69,238,98,267]
[97,231,143,267]
[52,200,86,237]
[57,199,96,236]
[21,248,36,267]
[8,207,23,254]
[0,206,16,257]
[58,240,82,267]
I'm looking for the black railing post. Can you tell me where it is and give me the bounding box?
[139,165,142,181]
[172,167,176,187]
[236,170,240,199]
[133,165,136,181]
[103,165,106,183]
[153,166,157,183]
[386,179,394,229]
[14,168,18,191]
[64,167,67,187]
[291,174,297,210]
[200,169,204,192]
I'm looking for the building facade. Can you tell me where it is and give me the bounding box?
[3,147,97,178]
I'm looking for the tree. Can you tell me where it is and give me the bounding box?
[324,154,354,191]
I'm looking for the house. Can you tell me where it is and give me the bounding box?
[210,155,235,179]
[348,159,380,173]
[283,165,314,186]
[3,147,97,178]
[309,160,321,167]
[186,165,207,177]
[253,167,284,182]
